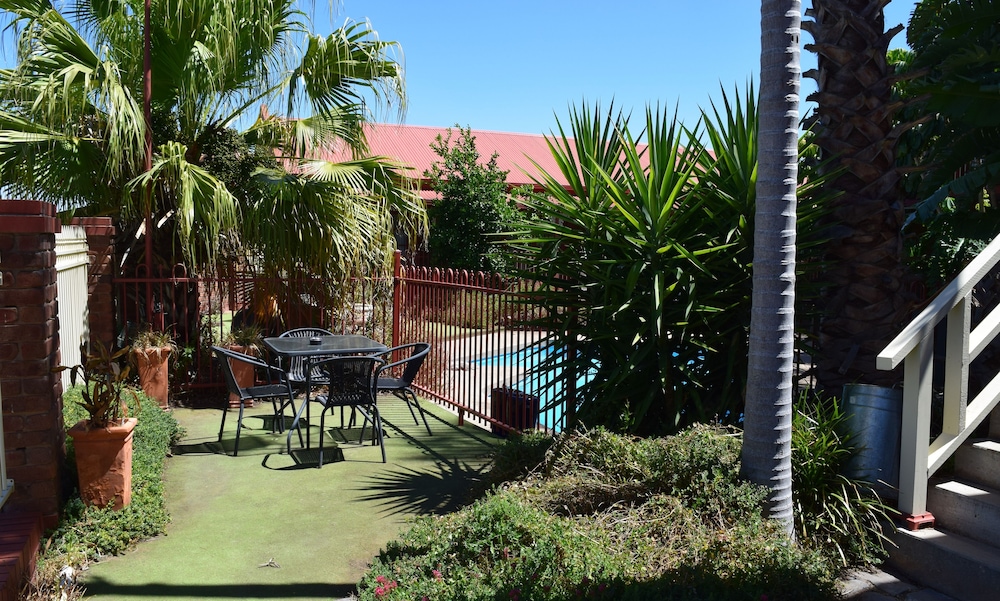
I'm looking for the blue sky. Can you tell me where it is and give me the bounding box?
[318,1,922,135]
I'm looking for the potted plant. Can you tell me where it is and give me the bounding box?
[221,325,263,408]
[132,327,175,409]
[59,341,139,510]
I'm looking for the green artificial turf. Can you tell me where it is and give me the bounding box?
[81,396,498,601]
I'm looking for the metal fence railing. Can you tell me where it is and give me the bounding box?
[114,253,559,434]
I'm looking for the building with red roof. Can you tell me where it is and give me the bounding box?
[312,123,574,202]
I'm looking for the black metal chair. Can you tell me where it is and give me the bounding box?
[375,342,432,436]
[277,327,335,391]
[295,355,386,466]
[213,346,300,456]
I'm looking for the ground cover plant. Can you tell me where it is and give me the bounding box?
[357,426,841,601]
[21,386,182,600]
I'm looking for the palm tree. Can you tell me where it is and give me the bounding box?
[741,0,801,536]
[0,0,426,286]
[802,0,913,390]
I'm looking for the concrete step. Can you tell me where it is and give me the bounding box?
[888,526,1000,601]
[0,512,43,601]
[927,478,1000,547]
[955,438,1000,491]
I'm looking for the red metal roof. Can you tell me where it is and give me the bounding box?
[313,123,573,196]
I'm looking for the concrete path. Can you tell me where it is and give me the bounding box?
[840,566,957,601]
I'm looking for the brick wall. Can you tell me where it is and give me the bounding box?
[70,217,116,349]
[0,200,64,526]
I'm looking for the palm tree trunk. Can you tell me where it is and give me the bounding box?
[803,0,912,390]
[741,0,801,537]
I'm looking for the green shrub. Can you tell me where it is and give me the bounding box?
[50,385,182,561]
[792,391,897,566]
[483,430,554,488]
[358,426,838,601]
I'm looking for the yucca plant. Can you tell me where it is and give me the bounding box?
[504,103,737,435]
[503,90,837,436]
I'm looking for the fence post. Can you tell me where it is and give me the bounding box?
[392,250,402,347]
[0,200,65,526]
[70,217,116,350]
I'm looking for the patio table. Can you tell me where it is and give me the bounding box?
[263,334,388,453]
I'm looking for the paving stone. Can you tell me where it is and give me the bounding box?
[856,591,899,601]
[902,589,960,601]
[866,569,920,597]
[839,573,876,598]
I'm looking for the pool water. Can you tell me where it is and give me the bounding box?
[476,344,595,433]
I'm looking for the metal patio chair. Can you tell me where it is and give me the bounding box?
[213,346,301,456]
[299,355,386,466]
[374,342,433,435]
[276,327,335,391]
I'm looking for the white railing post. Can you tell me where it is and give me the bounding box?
[0,384,12,509]
[898,334,934,519]
[943,295,971,436]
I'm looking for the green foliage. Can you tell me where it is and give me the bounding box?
[48,386,182,563]
[0,2,425,284]
[222,324,264,355]
[426,126,522,272]
[131,327,176,350]
[895,0,1000,245]
[57,342,137,429]
[483,430,555,488]
[359,427,838,601]
[792,392,897,566]
[502,91,833,436]
[906,199,994,288]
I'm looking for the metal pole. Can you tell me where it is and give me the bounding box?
[143,0,154,327]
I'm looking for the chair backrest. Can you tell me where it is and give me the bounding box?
[279,328,334,338]
[381,342,431,386]
[312,356,384,406]
[212,345,264,400]
[277,328,334,381]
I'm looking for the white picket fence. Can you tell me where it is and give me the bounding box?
[55,225,90,390]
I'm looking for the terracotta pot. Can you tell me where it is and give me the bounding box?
[68,418,138,510]
[134,346,171,408]
[226,344,257,408]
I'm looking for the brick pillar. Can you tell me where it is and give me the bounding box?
[0,200,64,526]
[70,217,116,350]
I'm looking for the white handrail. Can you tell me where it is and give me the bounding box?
[0,384,12,509]
[878,233,1000,521]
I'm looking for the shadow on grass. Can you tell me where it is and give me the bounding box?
[347,412,499,516]
[81,578,356,599]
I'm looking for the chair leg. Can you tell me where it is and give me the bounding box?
[318,409,327,468]
[233,402,246,457]
[218,405,228,444]
[396,390,421,426]
[287,397,310,455]
[370,404,386,463]
[404,389,432,436]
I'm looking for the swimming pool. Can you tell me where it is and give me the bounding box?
[476,343,595,433]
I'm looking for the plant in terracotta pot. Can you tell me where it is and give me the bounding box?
[132,327,175,409]
[59,341,139,510]
[221,325,263,408]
